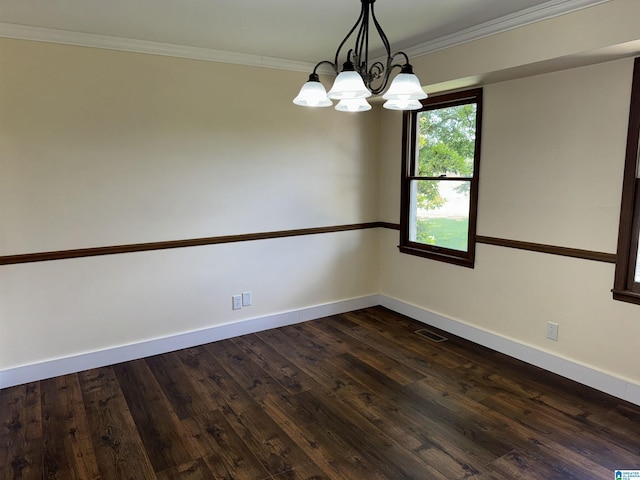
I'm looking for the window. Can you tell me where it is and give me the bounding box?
[400,88,483,267]
[614,57,640,304]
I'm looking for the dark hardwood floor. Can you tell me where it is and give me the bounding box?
[1,306,639,479]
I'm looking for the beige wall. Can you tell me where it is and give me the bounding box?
[2,0,640,393]
[410,0,640,93]
[378,57,640,385]
[0,38,380,370]
[377,0,640,389]
[0,39,379,255]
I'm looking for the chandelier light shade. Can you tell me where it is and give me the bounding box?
[382,65,428,101]
[327,63,372,100]
[293,0,427,112]
[293,73,333,107]
[335,98,373,112]
[382,99,423,111]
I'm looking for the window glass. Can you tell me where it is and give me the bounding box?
[400,88,482,268]
[409,179,471,251]
[417,104,476,178]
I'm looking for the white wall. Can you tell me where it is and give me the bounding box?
[0,38,380,376]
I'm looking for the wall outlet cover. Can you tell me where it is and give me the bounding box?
[232,295,242,310]
[242,291,252,307]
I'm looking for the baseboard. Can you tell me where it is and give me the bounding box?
[379,295,640,407]
[0,294,380,389]
[4,293,638,407]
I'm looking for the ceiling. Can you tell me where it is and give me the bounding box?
[0,0,607,67]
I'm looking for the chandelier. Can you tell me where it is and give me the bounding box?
[293,0,427,112]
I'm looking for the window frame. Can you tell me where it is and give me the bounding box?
[613,57,640,304]
[399,88,483,268]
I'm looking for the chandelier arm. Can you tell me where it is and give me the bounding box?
[352,7,367,75]
[367,1,395,93]
[369,60,406,95]
[312,60,339,75]
[368,61,385,78]
[370,2,391,60]
[390,51,410,67]
[365,3,371,72]
[334,4,366,68]
[367,61,386,95]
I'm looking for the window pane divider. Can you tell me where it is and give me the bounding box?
[407,176,473,181]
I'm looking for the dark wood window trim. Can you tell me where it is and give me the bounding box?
[399,88,483,268]
[613,57,640,305]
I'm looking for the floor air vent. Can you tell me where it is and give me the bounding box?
[415,329,448,343]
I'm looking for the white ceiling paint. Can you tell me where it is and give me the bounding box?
[0,0,610,70]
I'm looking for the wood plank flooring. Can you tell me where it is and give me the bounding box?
[1,306,639,479]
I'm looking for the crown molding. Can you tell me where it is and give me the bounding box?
[403,0,612,59]
[0,0,612,71]
[0,22,318,73]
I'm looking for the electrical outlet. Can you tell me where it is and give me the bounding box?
[232,295,242,310]
[547,321,559,341]
[242,291,252,307]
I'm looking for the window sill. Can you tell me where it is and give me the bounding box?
[612,289,640,305]
[398,244,475,268]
